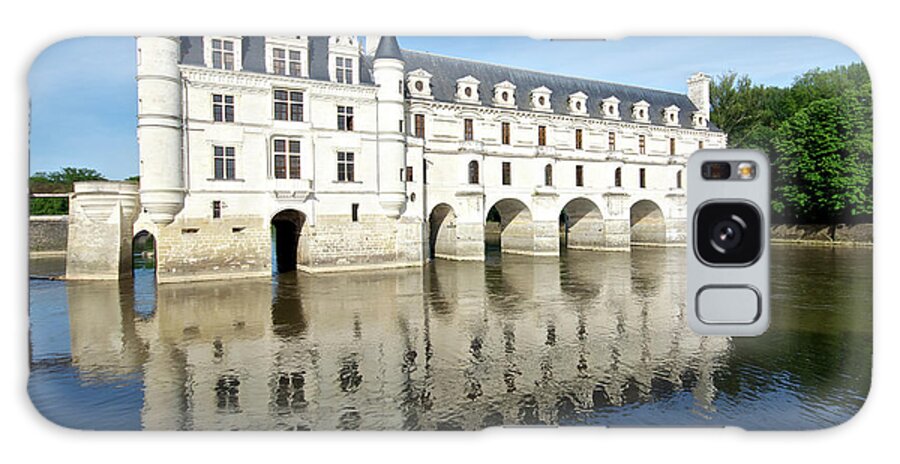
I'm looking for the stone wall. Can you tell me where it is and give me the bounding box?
[300,214,423,271]
[29,216,68,254]
[771,224,873,246]
[155,215,272,283]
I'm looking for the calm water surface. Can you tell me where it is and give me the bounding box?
[28,247,871,430]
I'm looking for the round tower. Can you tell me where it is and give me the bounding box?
[136,36,185,225]
[372,37,408,218]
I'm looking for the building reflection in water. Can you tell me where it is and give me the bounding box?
[64,249,730,430]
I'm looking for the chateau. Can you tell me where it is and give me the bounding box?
[65,36,727,283]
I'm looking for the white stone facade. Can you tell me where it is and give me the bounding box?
[68,36,727,283]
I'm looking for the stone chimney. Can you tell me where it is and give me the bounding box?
[687,72,711,119]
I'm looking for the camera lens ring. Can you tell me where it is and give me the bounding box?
[693,201,764,266]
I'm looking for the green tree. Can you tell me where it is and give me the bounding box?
[29,167,107,215]
[772,95,872,232]
[710,63,872,226]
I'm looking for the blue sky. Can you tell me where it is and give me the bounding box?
[28,36,861,180]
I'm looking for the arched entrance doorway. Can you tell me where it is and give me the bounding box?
[429,203,457,260]
[485,199,534,256]
[630,200,666,246]
[132,230,156,274]
[559,198,605,250]
[271,209,307,274]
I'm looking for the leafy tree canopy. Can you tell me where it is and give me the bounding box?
[710,63,871,225]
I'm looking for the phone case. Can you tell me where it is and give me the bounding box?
[27,35,872,430]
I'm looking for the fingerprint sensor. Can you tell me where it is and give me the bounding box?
[696,286,761,324]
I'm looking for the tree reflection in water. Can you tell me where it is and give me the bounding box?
[28,247,871,430]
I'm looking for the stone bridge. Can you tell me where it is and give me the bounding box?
[426,186,686,261]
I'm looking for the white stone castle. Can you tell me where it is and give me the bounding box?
[65,36,726,283]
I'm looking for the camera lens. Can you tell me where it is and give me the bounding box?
[695,202,762,265]
[711,217,744,251]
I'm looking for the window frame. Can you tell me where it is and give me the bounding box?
[273,138,302,179]
[335,56,354,84]
[463,118,474,141]
[575,165,584,187]
[467,160,479,185]
[212,94,235,123]
[213,145,236,180]
[614,167,622,187]
[502,161,511,186]
[337,151,355,182]
[210,38,238,71]
[639,168,647,188]
[575,129,583,150]
[544,164,553,187]
[273,89,304,122]
[337,105,355,131]
[501,122,511,145]
[639,135,646,155]
[608,131,616,151]
[670,137,677,155]
[538,125,547,146]
[414,114,426,138]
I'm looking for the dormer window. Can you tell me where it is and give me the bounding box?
[601,96,620,119]
[407,68,433,99]
[530,86,553,112]
[456,75,481,104]
[329,36,359,85]
[267,37,308,77]
[632,100,650,123]
[335,57,354,84]
[493,81,517,108]
[663,105,681,126]
[568,92,588,116]
[692,111,708,129]
[206,37,242,71]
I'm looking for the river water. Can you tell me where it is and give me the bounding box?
[27,246,871,430]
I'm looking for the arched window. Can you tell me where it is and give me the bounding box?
[677,170,683,189]
[544,164,553,186]
[614,167,622,187]
[468,160,479,185]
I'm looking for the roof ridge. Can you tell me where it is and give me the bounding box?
[401,49,690,97]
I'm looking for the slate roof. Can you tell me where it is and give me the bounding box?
[374,36,403,60]
[401,50,711,129]
[177,36,715,130]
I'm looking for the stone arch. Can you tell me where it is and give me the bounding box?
[485,198,535,256]
[630,200,666,246]
[429,203,458,261]
[271,209,308,274]
[559,198,605,251]
[132,230,156,275]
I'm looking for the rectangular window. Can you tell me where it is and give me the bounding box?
[337,152,355,182]
[501,122,511,145]
[575,129,583,150]
[211,39,235,70]
[212,94,234,122]
[337,106,354,131]
[273,139,302,179]
[699,140,704,150]
[502,162,511,186]
[274,89,303,122]
[335,56,353,84]
[538,125,547,146]
[608,132,616,151]
[399,119,404,133]
[414,114,425,138]
[670,138,677,155]
[213,146,236,180]
[639,135,646,155]
[406,166,414,182]
[576,165,584,187]
[272,48,286,75]
[212,200,222,219]
[639,168,647,188]
[351,203,359,222]
[464,118,474,141]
